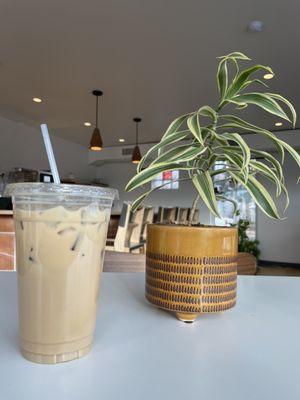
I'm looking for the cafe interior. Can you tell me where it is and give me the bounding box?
[0,1,299,275]
[0,1,300,398]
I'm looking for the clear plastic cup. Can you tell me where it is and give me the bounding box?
[5,183,118,364]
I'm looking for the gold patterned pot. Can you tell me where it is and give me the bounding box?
[145,224,238,322]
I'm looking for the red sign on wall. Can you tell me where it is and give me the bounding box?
[163,171,172,180]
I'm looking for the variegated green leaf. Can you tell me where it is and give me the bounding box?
[220,132,251,171]
[208,153,218,168]
[250,150,283,182]
[210,166,240,177]
[192,172,220,217]
[131,192,150,213]
[187,114,204,144]
[137,130,189,172]
[250,160,289,210]
[281,183,290,212]
[216,151,244,170]
[226,65,274,98]
[216,195,239,216]
[236,103,248,110]
[151,144,207,165]
[198,105,218,123]
[250,160,282,196]
[218,52,250,61]
[126,162,193,192]
[230,172,280,219]
[266,93,297,128]
[219,115,285,162]
[229,93,291,122]
[161,114,189,141]
[217,58,228,100]
[240,78,268,91]
[213,131,229,145]
[278,139,300,168]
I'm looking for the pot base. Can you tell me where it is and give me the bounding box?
[175,312,198,323]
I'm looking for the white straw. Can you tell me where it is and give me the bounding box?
[40,124,61,184]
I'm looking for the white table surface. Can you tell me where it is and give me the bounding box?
[1,272,300,400]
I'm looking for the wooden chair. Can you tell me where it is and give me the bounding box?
[106,202,131,252]
[237,252,258,275]
[177,208,189,224]
[157,207,177,223]
[141,206,154,240]
[106,203,145,253]
[129,206,145,253]
[157,207,164,222]
[191,208,200,224]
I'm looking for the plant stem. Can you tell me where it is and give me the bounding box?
[188,194,200,225]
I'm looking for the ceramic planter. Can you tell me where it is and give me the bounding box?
[145,224,238,322]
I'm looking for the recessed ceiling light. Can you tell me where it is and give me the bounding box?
[118,138,125,143]
[275,122,283,127]
[84,122,91,127]
[263,73,274,80]
[33,97,42,103]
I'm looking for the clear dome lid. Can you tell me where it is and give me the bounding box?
[5,183,118,201]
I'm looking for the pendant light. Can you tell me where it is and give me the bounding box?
[89,90,103,151]
[132,117,142,164]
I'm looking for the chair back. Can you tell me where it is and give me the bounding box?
[177,207,189,224]
[114,202,132,252]
[158,207,177,223]
[157,207,164,222]
[141,206,154,240]
[192,208,200,224]
[129,206,145,245]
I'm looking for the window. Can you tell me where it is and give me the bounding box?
[213,163,256,239]
[151,170,179,190]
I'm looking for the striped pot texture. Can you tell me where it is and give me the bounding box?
[146,224,238,322]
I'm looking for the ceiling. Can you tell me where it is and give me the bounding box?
[0,0,299,147]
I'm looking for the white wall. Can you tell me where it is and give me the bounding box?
[96,131,300,264]
[256,155,300,263]
[0,116,98,182]
[243,130,300,263]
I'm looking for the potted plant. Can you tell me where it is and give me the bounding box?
[126,52,299,322]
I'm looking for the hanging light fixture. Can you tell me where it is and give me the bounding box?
[132,117,142,164]
[89,90,103,151]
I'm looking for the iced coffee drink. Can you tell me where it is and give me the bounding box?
[6,183,117,364]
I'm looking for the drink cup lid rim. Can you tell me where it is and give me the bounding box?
[5,183,119,200]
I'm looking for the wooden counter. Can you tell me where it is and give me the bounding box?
[0,210,13,215]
